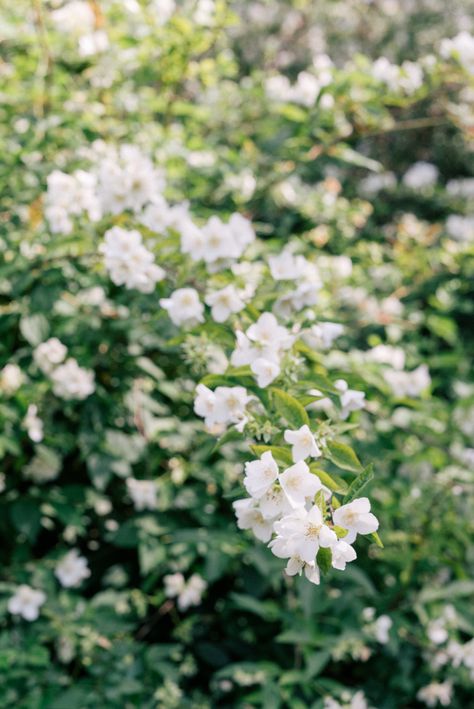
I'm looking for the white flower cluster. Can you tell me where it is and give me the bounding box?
[33,338,95,400]
[403,162,438,190]
[265,57,333,107]
[100,227,165,293]
[55,549,90,588]
[8,585,46,621]
[45,144,165,234]
[231,312,295,388]
[384,364,431,398]
[233,449,378,585]
[50,1,109,58]
[441,31,474,74]
[164,572,207,611]
[45,169,101,234]
[126,478,158,511]
[0,363,24,395]
[194,384,251,432]
[446,215,474,243]
[371,57,423,95]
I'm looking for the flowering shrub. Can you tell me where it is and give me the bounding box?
[1,1,473,707]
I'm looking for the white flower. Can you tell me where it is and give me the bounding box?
[417,681,453,707]
[23,446,61,483]
[258,486,292,519]
[34,338,67,374]
[333,498,379,544]
[23,405,44,443]
[78,30,109,57]
[205,285,245,323]
[374,614,392,644]
[279,461,322,508]
[268,250,310,281]
[403,162,438,190]
[176,574,207,611]
[243,451,279,499]
[1,363,24,394]
[164,573,186,598]
[441,31,474,73]
[335,379,365,419]
[126,478,157,511]
[160,288,204,327]
[51,1,95,34]
[250,358,280,388]
[200,216,244,266]
[384,364,431,398]
[366,344,405,370]
[100,227,165,293]
[213,386,251,426]
[8,585,46,621]
[230,331,260,367]
[303,322,344,350]
[271,505,337,563]
[233,498,274,542]
[284,556,321,585]
[194,384,217,426]
[427,619,449,645]
[446,214,474,243]
[284,425,321,462]
[51,359,95,400]
[247,312,293,352]
[55,549,90,588]
[331,540,357,571]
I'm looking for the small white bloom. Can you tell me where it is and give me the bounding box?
[176,574,207,611]
[1,363,24,394]
[259,485,292,519]
[247,312,293,351]
[23,446,61,483]
[271,505,337,563]
[243,451,279,499]
[213,386,251,426]
[51,359,95,400]
[284,556,321,585]
[8,585,46,621]
[335,379,365,419]
[205,285,245,323]
[233,498,274,542]
[403,162,438,190]
[251,357,280,388]
[331,540,357,571]
[100,227,165,293]
[23,405,44,443]
[374,614,392,644]
[284,425,321,462]
[164,572,186,598]
[279,460,322,507]
[126,478,157,511]
[333,498,379,544]
[34,338,67,374]
[417,681,453,707]
[194,384,217,426]
[303,322,344,350]
[55,549,90,588]
[160,288,204,327]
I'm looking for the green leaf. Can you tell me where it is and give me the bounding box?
[371,531,384,548]
[325,440,363,472]
[305,650,330,679]
[309,464,349,494]
[212,426,242,452]
[249,445,293,466]
[343,464,374,504]
[270,388,310,428]
[333,526,348,539]
[10,499,42,542]
[316,547,332,576]
[419,580,474,603]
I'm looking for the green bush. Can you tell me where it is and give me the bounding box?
[1,2,473,707]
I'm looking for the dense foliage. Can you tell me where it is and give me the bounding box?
[1,2,473,707]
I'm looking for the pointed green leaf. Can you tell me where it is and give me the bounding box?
[325,440,363,472]
[270,388,309,428]
[316,547,332,575]
[343,464,374,504]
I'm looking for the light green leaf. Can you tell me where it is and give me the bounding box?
[343,464,374,504]
[270,388,310,428]
[325,440,363,473]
